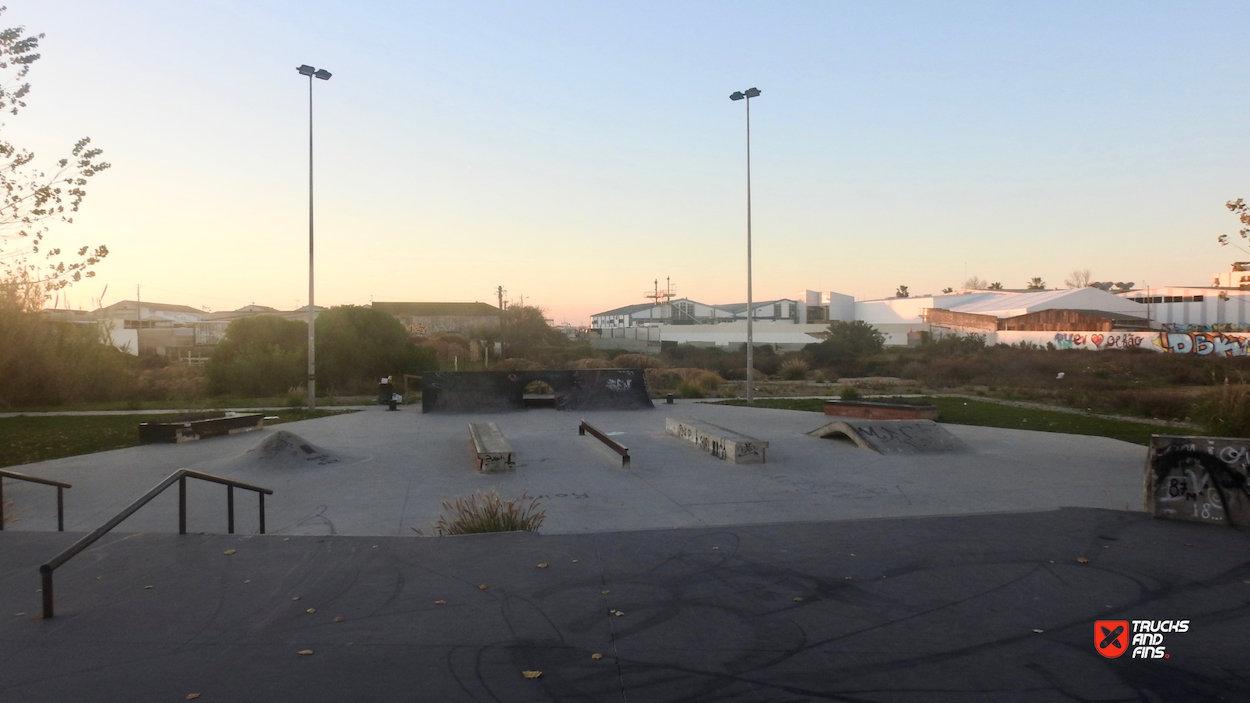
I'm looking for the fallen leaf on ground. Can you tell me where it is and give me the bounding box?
[14,613,25,617]
[223,549,236,555]
[1076,557,1090,564]
[306,608,316,614]
[297,650,314,656]
[844,576,853,580]
[143,585,153,590]
[521,670,542,679]
[333,616,345,622]
[601,590,610,595]
[572,559,579,563]
[1033,629,1044,633]
[792,597,803,602]
[712,547,719,550]
[244,580,251,584]
[292,596,301,600]
[537,563,549,569]
[186,695,201,700]
[591,653,604,660]
[434,600,446,605]
[610,609,625,617]
[478,585,488,590]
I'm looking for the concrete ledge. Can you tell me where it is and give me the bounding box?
[666,417,768,464]
[137,413,264,444]
[468,422,515,473]
[824,400,939,421]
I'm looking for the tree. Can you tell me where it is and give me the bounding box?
[1220,199,1250,253]
[804,320,885,368]
[962,275,988,290]
[315,305,436,391]
[895,285,909,298]
[1065,269,1092,288]
[987,282,1004,290]
[941,287,954,294]
[0,11,110,310]
[1026,277,1047,290]
[205,316,307,397]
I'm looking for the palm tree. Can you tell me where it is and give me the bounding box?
[1026,277,1046,290]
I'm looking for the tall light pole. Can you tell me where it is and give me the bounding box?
[730,87,760,403]
[297,64,331,411]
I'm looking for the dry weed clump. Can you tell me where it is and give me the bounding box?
[1195,381,1250,437]
[426,490,547,536]
[779,360,809,381]
[611,353,665,369]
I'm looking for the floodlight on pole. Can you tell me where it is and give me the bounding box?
[729,86,760,403]
[297,63,331,411]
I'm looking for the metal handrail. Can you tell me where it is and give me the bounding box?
[578,419,630,467]
[0,470,72,532]
[39,468,272,619]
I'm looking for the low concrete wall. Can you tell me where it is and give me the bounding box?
[665,417,767,464]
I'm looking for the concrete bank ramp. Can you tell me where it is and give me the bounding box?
[809,419,968,455]
[200,430,367,471]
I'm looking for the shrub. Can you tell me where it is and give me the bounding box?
[206,316,306,397]
[425,490,546,535]
[612,353,664,369]
[1195,382,1250,437]
[779,360,809,380]
[676,381,706,398]
[570,357,616,369]
[840,385,861,401]
[494,358,543,371]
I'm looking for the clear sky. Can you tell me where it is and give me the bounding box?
[8,1,1250,324]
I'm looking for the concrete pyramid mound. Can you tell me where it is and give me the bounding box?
[246,430,340,466]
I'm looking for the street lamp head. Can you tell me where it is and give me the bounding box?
[730,91,745,101]
[744,87,761,98]
[297,64,316,76]
[314,69,332,80]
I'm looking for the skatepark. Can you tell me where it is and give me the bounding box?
[1,399,1248,701]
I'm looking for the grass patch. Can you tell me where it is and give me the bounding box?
[712,396,1183,445]
[0,409,355,469]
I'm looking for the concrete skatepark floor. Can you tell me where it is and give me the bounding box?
[1,403,1247,701]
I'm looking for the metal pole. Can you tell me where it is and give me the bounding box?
[745,94,754,404]
[259,492,266,535]
[0,477,5,531]
[56,486,64,532]
[227,484,235,535]
[307,74,317,411]
[178,475,187,534]
[40,567,53,619]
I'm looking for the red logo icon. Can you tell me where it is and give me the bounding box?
[1095,620,1129,658]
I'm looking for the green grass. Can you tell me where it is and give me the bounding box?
[0,409,355,469]
[713,396,1184,445]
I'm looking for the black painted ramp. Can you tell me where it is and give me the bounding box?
[1,509,1246,702]
[809,419,969,454]
[422,369,655,413]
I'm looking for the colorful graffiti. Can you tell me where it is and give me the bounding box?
[1162,323,1250,334]
[1002,331,1250,356]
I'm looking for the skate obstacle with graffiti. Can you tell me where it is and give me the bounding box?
[808,419,969,455]
[1145,435,1250,526]
[422,369,655,413]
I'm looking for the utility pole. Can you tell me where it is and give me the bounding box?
[496,286,506,359]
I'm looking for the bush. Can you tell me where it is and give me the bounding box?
[316,306,437,392]
[1195,382,1250,437]
[494,358,543,371]
[424,490,546,535]
[840,385,861,400]
[0,307,139,407]
[570,357,616,369]
[612,353,664,369]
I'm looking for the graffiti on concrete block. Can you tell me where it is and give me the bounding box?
[1146,436,1250,526]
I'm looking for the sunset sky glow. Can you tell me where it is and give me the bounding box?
[10,1,1250,324]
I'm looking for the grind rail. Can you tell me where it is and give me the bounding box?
[0,470,72,532]
[39,469,272,619]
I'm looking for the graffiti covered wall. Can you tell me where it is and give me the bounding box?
[995,331,1250,357]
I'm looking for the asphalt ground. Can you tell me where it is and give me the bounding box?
[1,508,1248,702]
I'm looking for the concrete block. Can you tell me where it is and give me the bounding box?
[666,417,768,464]
[468,422,515,473]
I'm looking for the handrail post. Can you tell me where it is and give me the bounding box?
[57,486,64,532]
[227,484,235,534]
[259,492,266,535]
[41,566,53,619]
[1,477,5,531]
[178,475,187,535]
